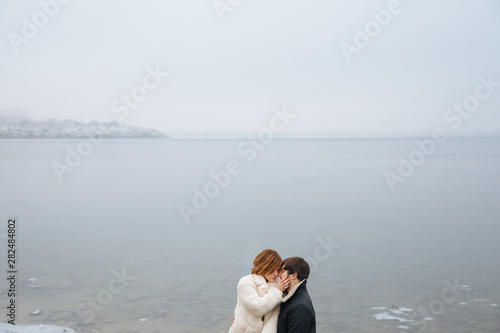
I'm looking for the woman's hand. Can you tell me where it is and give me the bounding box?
[276,277,290,292]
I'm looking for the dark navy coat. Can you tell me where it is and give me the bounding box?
[277,280,316,333]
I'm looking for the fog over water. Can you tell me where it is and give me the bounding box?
[1,1,500,332]
[1,1,500,135]
[0,138,499,332]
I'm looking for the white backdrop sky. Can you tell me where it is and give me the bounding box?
[1,0,499,136]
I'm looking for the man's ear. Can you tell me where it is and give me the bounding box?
[290,272,298,280]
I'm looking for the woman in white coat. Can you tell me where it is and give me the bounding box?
[229,249,290,333]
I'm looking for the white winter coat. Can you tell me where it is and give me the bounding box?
[228,274,283,333]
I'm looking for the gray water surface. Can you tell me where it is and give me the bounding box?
[0,138,499,332]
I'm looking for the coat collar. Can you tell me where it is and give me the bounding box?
[252,274,278,297]
[282,279,306,302]
[252,274,268,286]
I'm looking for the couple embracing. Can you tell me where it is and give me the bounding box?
[228,249,316,333]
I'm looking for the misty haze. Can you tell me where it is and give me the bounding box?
[1,1,500,333]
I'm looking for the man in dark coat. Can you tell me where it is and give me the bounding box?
[277,257,316,333]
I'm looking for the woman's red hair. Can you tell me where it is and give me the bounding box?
[251,249,283,276]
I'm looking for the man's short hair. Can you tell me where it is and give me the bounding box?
[282,257,310,281]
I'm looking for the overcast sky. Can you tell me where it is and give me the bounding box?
[1,0,499,136]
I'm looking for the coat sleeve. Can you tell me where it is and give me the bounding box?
[285,304,312,333]
[237,278,283,317]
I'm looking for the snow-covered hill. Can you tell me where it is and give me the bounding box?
[0,118,168,139]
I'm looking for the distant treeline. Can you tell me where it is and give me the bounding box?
[0,118,167,139]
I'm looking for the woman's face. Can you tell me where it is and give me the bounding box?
[264,269,280,282]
